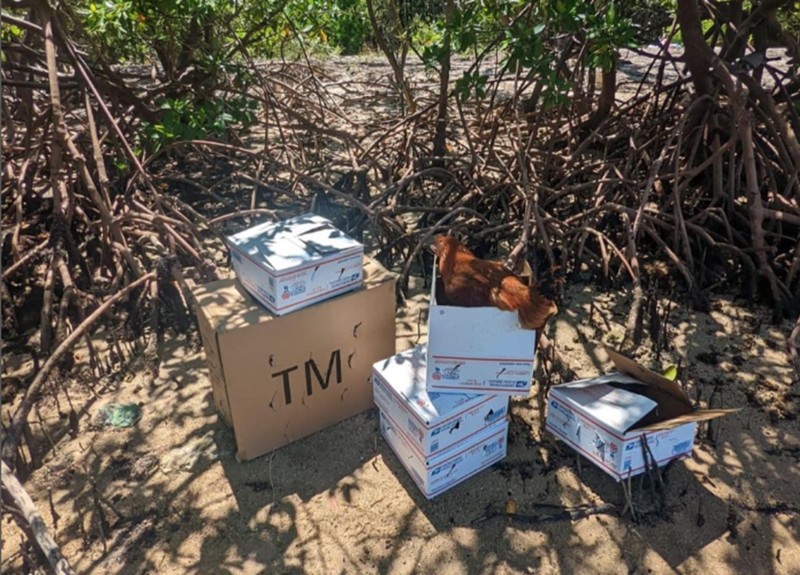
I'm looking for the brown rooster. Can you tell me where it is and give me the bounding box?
[434,235,558,330]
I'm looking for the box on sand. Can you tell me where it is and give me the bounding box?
[426,259,537,396]
[380,411,508,499]
[226,213,364,315]
[545,348,736,481]
[372,345,509,458]
[192,258,395,461]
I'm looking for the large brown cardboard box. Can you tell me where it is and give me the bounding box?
[192,258,396,460]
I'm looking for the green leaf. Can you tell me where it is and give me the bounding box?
[607,2,617,26]
[662,365,679,381]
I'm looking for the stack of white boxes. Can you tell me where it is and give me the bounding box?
[372,259,539,499]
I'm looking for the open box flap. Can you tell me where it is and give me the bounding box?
[552,375,659,433]
[636,408,739,432]
[605,347,692,406]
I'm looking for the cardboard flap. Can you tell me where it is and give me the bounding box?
[430,257,440,304]
[604,347,691,405]
[294,223,331,237]
[636,408,739,432]
[552,378,658,433]
[374,345,489,427]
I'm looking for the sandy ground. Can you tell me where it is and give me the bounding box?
[2,270,799,575]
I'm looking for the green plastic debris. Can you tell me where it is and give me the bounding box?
[98,403,142,429]
[662,365,679,381]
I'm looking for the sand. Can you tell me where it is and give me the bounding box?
[2,272,799,575]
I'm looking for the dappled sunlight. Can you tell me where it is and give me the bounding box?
[2,278,798,573]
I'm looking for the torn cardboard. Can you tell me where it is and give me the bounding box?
[426,260,537,396]
[193,257,395,461]
[545,347,736,481]
[372,345,509,458]
[226,213,364,315]
[380,411,508,499]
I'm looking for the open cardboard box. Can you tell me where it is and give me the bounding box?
[545,347,737,481]
[192,257,395,461]
[425,259,537,396]
[226,213,364,315]
[372,345,509,458]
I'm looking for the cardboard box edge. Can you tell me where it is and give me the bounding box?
[603,346,691,404]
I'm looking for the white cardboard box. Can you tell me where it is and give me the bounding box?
[545,348,735,482]
[380,411,508,499]
[426,261,537,396]
[372,345,509,458]
[226,213,364,315]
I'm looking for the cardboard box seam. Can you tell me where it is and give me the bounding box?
[384,407,508,468]
[430,354,536,363]
[380,421,508,499]
[215,330,238,432]
[430,383,530,394]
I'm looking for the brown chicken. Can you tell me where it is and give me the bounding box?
[434,235,558,330]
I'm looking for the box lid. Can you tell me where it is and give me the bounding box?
[192,257,395,333]
[373,345,498,428]
[550,374,659,433]
[603,347,738,430]
[605,347,692,405]
[226,214,362,272]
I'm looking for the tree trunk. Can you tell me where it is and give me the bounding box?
[676,0,713,97]
[365,0,416,114]
[721,0,746,62]
[1,461,76,575]
[582,59,616,130]
[432,0,455,166]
